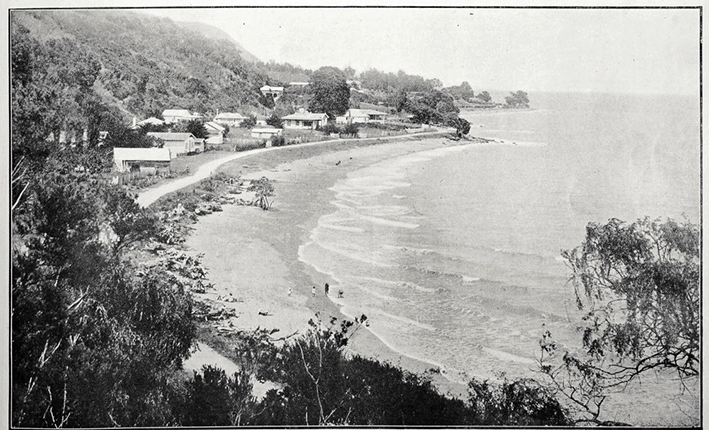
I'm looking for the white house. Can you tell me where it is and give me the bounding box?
[147,132,201,156]
[260,85,284,101]
[113,147,171,173]
[138,117,165,126]
[162,109,202,124]
[282,111,329,130]
[338,108,388,124]
[251,126,282,140]
[204,121,226,144]
[214,112,246,127]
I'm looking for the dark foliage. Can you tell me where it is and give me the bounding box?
[540,217,699,424]
[308,66,350,118]
[266,113,283,128]
[177,119,209,139]
[476,90,492,103]
[12,10,272,121]
[444,115,471,137]
[210,316,573,426]
[12,163,196,427]
[320,122,341,136]
[468,378,571,426]
[270,135,286,147]
[240,114,258,129]
[177,366,255,426]
[340,122,359,138]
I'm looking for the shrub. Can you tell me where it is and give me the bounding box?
[240,114,257,129]
[321,122,341,136]
[340,122,359,138]
[266,113,283,128]
[270,135,286,147]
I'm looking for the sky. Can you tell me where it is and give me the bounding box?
[136,6,700,96]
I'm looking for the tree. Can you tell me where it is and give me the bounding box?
[444,115,471,138]
[309,66,350,118]
[442,81,475,101]
[12,164,196,427]
[468,378,571,426]
[504,90,529,108]
[240,114,257,129]
[476,91,492,103]
[179,119,209,139]
[266,113,283,128]
[539,217,699,425]
[180,366,256,426]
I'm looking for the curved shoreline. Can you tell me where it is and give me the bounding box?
[136,129,454,208]
[180,135,480,398]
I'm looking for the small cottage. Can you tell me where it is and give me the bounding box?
[204,121,226,144]
[113,147,171,173]
[214,112,246,127]
[251,126,282,140]
[340,108,387,124]
[282,110,329,130]
[147,132,201,156]
[260,85,284,101]
[162,109,202,124]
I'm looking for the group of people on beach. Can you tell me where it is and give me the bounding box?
[304,283,344,298]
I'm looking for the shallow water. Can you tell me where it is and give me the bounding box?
[298,92,700,423]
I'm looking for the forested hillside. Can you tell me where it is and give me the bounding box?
[12,10,272,122]
[176,21,261,63]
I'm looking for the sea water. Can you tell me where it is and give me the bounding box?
[299,92,700,387]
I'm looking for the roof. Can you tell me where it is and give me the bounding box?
[288,82,309,86]
[215,112,246,120]
[147,132,196,141]
[162,109,193,117]
[137,117,165,126]
[283,112,328,121]
[252,127,281,133]
[260,85,284,92]
[204,121,226,132]
[348,109,387,117]
[114,147,171,162]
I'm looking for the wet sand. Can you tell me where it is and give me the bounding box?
[183,136,477,398]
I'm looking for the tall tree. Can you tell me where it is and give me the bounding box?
[539,217,699,425]
[308,66,350,118]
[504,90,529,108]
[476,91,492,103]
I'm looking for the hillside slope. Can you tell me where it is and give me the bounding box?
[12,9,271,120]
[176,21,261,63]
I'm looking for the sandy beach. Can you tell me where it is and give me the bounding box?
[181,136,482,398]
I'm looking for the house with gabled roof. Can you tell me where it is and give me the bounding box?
[214,112,246,127]
[147,132,202,156]
[251,125,283,141]
[282,110,328,130]
[162,109,202,124]
[339,108,388,124]
[204,121,226,144]
[113,147,171,173]
[260,85,284,101]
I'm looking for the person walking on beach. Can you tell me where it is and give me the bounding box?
[325,283,329,295]
[288,287,292,297]
[311,286,316,297]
